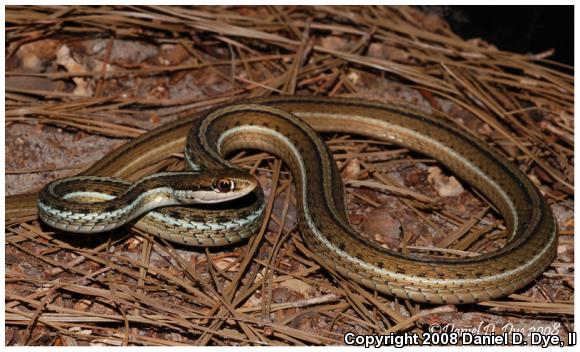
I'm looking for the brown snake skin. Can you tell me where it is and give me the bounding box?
[6,96,558,304]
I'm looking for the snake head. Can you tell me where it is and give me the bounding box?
[173,169,258,204]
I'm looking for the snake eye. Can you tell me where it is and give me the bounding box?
[213,178,235,193]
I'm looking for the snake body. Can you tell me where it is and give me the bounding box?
[6,96,557,304]
[37,170,263,246]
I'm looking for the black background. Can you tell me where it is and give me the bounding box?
[426,6,573,66]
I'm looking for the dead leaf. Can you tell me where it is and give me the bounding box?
[341,158,361,179]
[361,207,401,248]
[279,279,317,297]
[427,167,464,197]
[56,45,94,96]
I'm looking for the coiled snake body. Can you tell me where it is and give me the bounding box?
[6,96,557,304]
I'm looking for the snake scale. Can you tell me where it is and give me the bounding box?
[5,96,558,304]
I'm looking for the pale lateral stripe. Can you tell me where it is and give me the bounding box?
[217,123,553,287]
[296,111,520,235]
[43,185,265,232]
[63,191,116,201]
[47,187,175,220]
[147,203,264,230]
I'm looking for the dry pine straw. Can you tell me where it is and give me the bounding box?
[4,5,573,346]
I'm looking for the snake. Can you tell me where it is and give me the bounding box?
[6,96,558,305]
[36,170,264,245]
